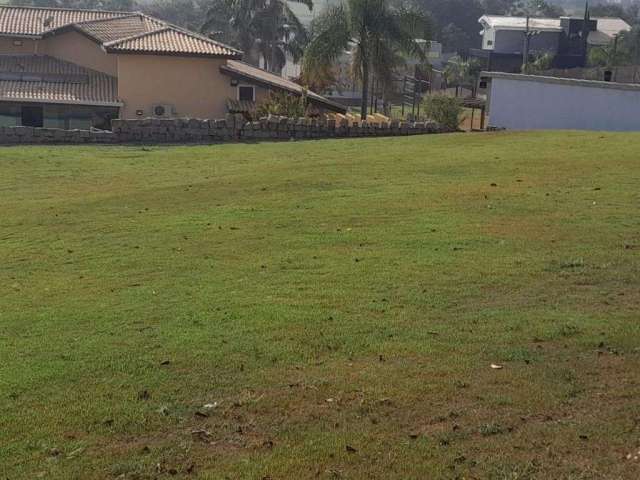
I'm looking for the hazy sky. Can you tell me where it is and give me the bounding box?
[287,0,339,26]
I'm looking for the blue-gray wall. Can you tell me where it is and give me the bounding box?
[494,31,560,54]
[488,77,640,131]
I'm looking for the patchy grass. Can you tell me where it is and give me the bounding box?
[1,131,639,479]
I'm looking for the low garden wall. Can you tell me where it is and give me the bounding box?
[0,114,452,145]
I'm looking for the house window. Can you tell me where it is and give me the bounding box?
[487,40,493,46]
[21,105,43,127]
[238,85,255,102]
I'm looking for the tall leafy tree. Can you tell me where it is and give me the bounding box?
[589,25,640,69]
[509,0,564,17]
[411,0,484,50]
[303,0,426,119]
[590,3,639,26]
[202,0,312,73]
[444,55,482,95]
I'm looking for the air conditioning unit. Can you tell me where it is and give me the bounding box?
[152,104,174,117]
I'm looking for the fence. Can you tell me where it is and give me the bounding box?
[0,114,452,145]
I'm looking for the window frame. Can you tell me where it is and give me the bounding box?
[237,85,256,102]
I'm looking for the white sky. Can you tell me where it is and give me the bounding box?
[287,0,340,26]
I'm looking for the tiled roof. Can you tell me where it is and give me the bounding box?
[104,26,242,58]
[0,5,127,36]
[226,97,256,114]
[0,6,242,58]
[72,14,165,43]
[0,55,119,106]
[220,60,347,113]
[591,17,631,41]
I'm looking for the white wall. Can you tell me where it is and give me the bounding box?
[482,27,496,50]
[488,77,640,131]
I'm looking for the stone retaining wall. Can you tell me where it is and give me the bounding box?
[0,114,452,145]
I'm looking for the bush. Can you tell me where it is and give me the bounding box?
[523,53,554,74]
[256,91,307,118]
[423,95,463,130]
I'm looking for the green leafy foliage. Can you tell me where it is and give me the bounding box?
[255,90,307,118]
[303,0,428,119]
[423,94,463,130]
[588,26,640,68]
[201,0,312,73]
[522,53,554,74]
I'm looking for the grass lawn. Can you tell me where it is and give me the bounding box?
[1,132,639,479]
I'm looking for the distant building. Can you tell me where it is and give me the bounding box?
[472,15,631,72]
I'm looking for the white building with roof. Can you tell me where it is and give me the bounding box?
[479,15,631,54]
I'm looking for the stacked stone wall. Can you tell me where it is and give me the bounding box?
[0,114,453,145]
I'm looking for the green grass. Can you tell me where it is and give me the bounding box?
[1,131,639,479]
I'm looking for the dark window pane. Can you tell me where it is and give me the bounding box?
[21,105,43,127]
[239,86,254,102]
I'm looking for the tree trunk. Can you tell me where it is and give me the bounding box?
[270,39,278,74]
[360,60,369,121]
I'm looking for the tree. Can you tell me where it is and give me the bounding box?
[304,0,426,119]
[202,0,312,74]
[589,25,640,69]
[509,0,564,17]
[590,4,639,26]
[411,0,485,50]
[480,0,514,15]
[141,0,210,31]
[444,55,482,95]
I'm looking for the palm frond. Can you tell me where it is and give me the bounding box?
[303,4,352,77]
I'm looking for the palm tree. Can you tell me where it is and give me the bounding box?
[202,0,312,74]
[303,0,426,119]
[444,56,482,96]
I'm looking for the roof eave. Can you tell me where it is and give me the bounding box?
[480,70,640,92]
[492,26,562,33]
[0,96,123,107]
[0,32,42,39]
[41,24,106,45]
[105,47,242,59]
[219,65,347,113]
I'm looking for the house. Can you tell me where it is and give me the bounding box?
[480,70,640,131]
[0,5,345,130]
[473,15,631,72]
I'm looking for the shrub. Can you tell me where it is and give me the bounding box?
[423,95,463,130]
[256,91,307,118]
[523,53,554,74]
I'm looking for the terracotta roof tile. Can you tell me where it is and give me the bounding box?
[73,14,164,43]
[104,26,241,58]
[0,55,119,105]
[0,5,127,36]
[0,6,242,58]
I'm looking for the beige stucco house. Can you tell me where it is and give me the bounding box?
[0,5,345,129]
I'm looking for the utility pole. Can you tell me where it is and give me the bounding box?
[581,0,590,67]
[522,15,531,73]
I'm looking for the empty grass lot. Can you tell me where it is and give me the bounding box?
[1,132,639,479]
